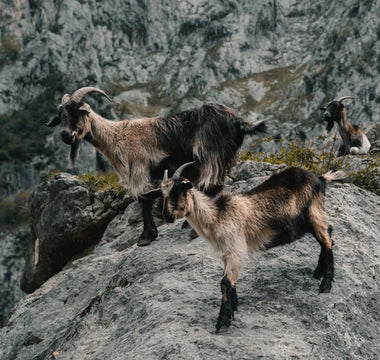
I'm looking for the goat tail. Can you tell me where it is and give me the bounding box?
[240,119,267,135]
[320,170,348,183]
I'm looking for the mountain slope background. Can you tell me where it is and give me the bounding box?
[0,0,379,194]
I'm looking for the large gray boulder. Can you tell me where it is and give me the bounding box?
[20,172,132,294]
[0,162,379,359]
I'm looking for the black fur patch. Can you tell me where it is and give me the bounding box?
[247,167,316,195]
[316,176,327,195]
[265,206,312,248]
[216,276,234,333]
[351,137,362,148]
[70,141,81,164]
[214,193,232,213]
[152,103,258,190]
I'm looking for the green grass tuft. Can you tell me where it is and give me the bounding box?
[76,172,126,195]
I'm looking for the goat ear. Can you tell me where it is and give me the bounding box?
[319,107,327,111]
[141,189,162,200]
[78,103,91,114]
[182,180,193,191]
[45,116,61,127]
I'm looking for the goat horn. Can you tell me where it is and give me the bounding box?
[163,169,169,184]
[173,161,196,180]
[70,87,112,103]
[335,96,355,103]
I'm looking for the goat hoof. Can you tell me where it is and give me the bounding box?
[313,268,323,280]
[137,229,158,246]
[216,314,232,334]
[189,229,198,239]
[215,324,230,334]
[137,237,153,246]
[319,279,332,293]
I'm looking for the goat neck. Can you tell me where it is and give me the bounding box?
[185,189,218,240]
[336,108,355,149]
[84,111,127,169]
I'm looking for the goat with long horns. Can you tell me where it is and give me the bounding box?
[47,87,266,246]
[320,96,371,156]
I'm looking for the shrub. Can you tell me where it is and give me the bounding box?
[0,190,30,228]
[351,158,379,195]
[77,172,126,195]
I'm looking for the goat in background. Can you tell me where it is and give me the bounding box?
[47,87,266,246]
[143,162,346,333]
[320,96,371,156]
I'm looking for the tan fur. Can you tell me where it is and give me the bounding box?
[321,170,347,183]
[84,111,168,197]
[308,196,332,250]
[337,108,371,155]
[161,168,338,287]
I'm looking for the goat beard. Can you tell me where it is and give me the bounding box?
[70,140,82,164]
[326,119,334,133]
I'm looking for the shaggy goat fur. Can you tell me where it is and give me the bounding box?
[320,96,371,156]
[47,87,265,245]
[144,163,346,333]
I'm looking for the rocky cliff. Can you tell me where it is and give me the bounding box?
[0,161,379,359]
[1,0,379,193]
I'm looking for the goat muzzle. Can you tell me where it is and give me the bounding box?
[323,111,332,122]
[162,204,175,223]
[61,129,76,144]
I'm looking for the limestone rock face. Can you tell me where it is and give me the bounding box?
[0,161,379,359]
[366,122,380,153]
[0,229,29,325]
[1,0,380,193]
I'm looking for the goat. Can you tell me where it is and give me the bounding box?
[143,162,346,333]
[46,87,266,246]
[320,96,371,156]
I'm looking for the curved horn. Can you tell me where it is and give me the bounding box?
[335,96,355,103]
[163,169,169,184]
[70,87,112,103]
[173,161,196,180]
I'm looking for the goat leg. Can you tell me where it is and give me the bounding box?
[313,245,326,280]
[138,197,158,246]
[215,275,234,333]
[319,246,334,293]
[231,286,239,313]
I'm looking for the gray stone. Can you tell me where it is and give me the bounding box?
[366,122,380,153]
[1,0,380,194]
[20,172,132,294]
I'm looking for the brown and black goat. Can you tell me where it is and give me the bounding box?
[320,96,371,156]
[46,87,265,246]
[143,162,346,333]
